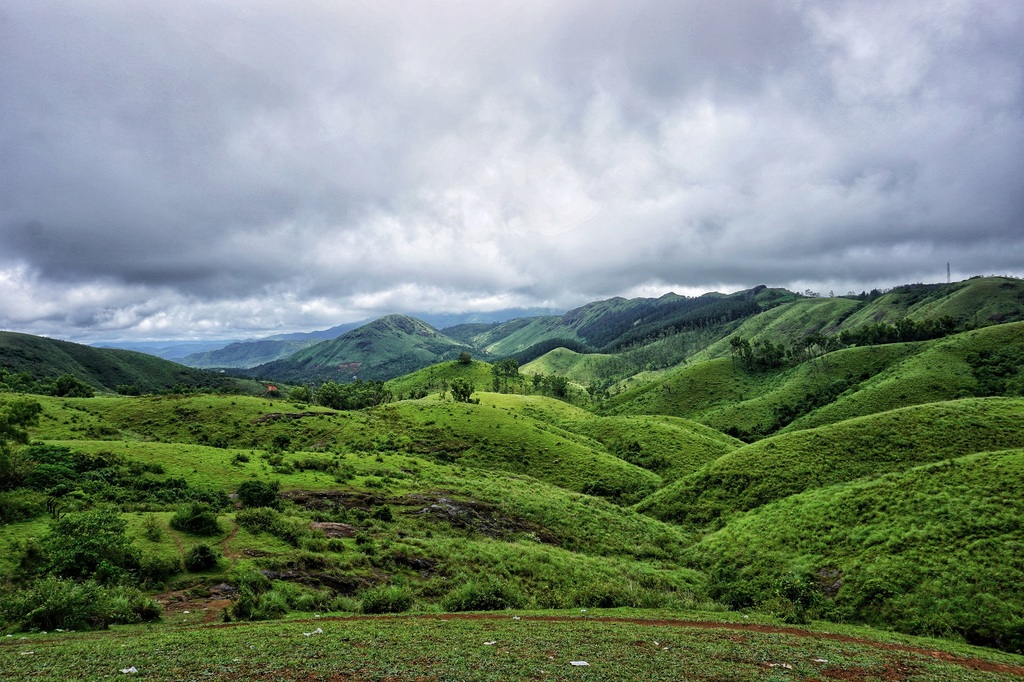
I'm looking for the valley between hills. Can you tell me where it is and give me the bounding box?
[2,275,1024,680]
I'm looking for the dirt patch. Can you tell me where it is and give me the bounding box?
[282,490,383,512]
[404,493,559,543]
[311,522,357,538]
[260,570,370,594]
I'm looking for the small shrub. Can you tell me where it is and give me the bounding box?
[169,503,222,536]
[183,544,220,572]
[137,553,180,586]
[370,505,393,522]
[441,577,525,612]
[0,489,45,523]
[360,585,415,614]
[141,514,164,542]
[236,506,280,533]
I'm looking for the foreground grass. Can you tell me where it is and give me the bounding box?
[3,610,1024,681]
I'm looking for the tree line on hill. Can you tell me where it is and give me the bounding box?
[729,316,960,373]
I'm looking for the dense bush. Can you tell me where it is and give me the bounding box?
[0,489,45,523]
[169,503,222,536]
[441,576,524,612]
[360,585,415,614]
[183,544,220,571]
[0,577,161,632]
[41,508,141,582]
[236,479,280,508]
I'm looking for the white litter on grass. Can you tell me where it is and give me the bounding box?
[580,609,587,613]
[768,663,793,670]
[182,611,189,614]
[303,627,324,637]
[570,661,590,667]
[20,651,34,656]
[512,616,521,621]
[813,658,829,663]
[120,667,139,674]
[484,641,497,646]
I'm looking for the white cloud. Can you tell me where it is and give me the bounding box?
[1,0,1022,341]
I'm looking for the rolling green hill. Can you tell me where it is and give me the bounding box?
[0,331,250,394]
[181,338,321,369]
[692,447,1024,651]
[636,397,1024,530]
[5,274,1024,659]
[250,315,473,383]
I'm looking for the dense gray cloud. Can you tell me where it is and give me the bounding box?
[1,0,1022,341]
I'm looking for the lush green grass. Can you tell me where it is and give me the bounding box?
[637,398,1024,530]
[28,393,661,503]
[692,448,1024,652]
[385,358,495,397]
[602,321,1024,439]
[789,321,1024,430]
[3,610,1023,681]
[0,331,254,394]
[838,277,1024,330]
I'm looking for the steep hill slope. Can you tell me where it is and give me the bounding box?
[0,331,243,394]
[637,397,1024,530]
[602,318,1024,438]
[837,276,1024,329]
[250,315,473,383]
[693,447,1024,651]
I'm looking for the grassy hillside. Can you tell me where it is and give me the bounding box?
[785,321,1024,431]
[181,338,320,369]
[637,398,1024,531]
[251,315,473,383]
[0,331,250,394]
[601,321,1024,439]
[692,447,1024,651]
[5,276,1024,661]
[385,358,495,398]
[24,392,661,504]
[838,276,1024,329]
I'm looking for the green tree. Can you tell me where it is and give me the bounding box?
[450,378,474,403]
[0,397,43,490]
[51,374,95,398]
[314,381,344,409]
[457,352,473,365]
[237,480,280,509]
[42,508,141,582]
[289,386,312,403]
[491,358,520,393]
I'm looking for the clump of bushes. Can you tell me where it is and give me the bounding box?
[169,503,222,536]
[360,584,415,614]
[441,576,524,612]
[225,569,330,621]
[183,544,220,572]
[0,577,161,632]
[236,479,280,509]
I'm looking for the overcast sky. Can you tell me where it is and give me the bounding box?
[2,0,1022,342]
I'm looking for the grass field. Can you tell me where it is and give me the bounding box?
[4,610,1024,681]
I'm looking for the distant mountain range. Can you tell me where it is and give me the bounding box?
[6,277,1023,391]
